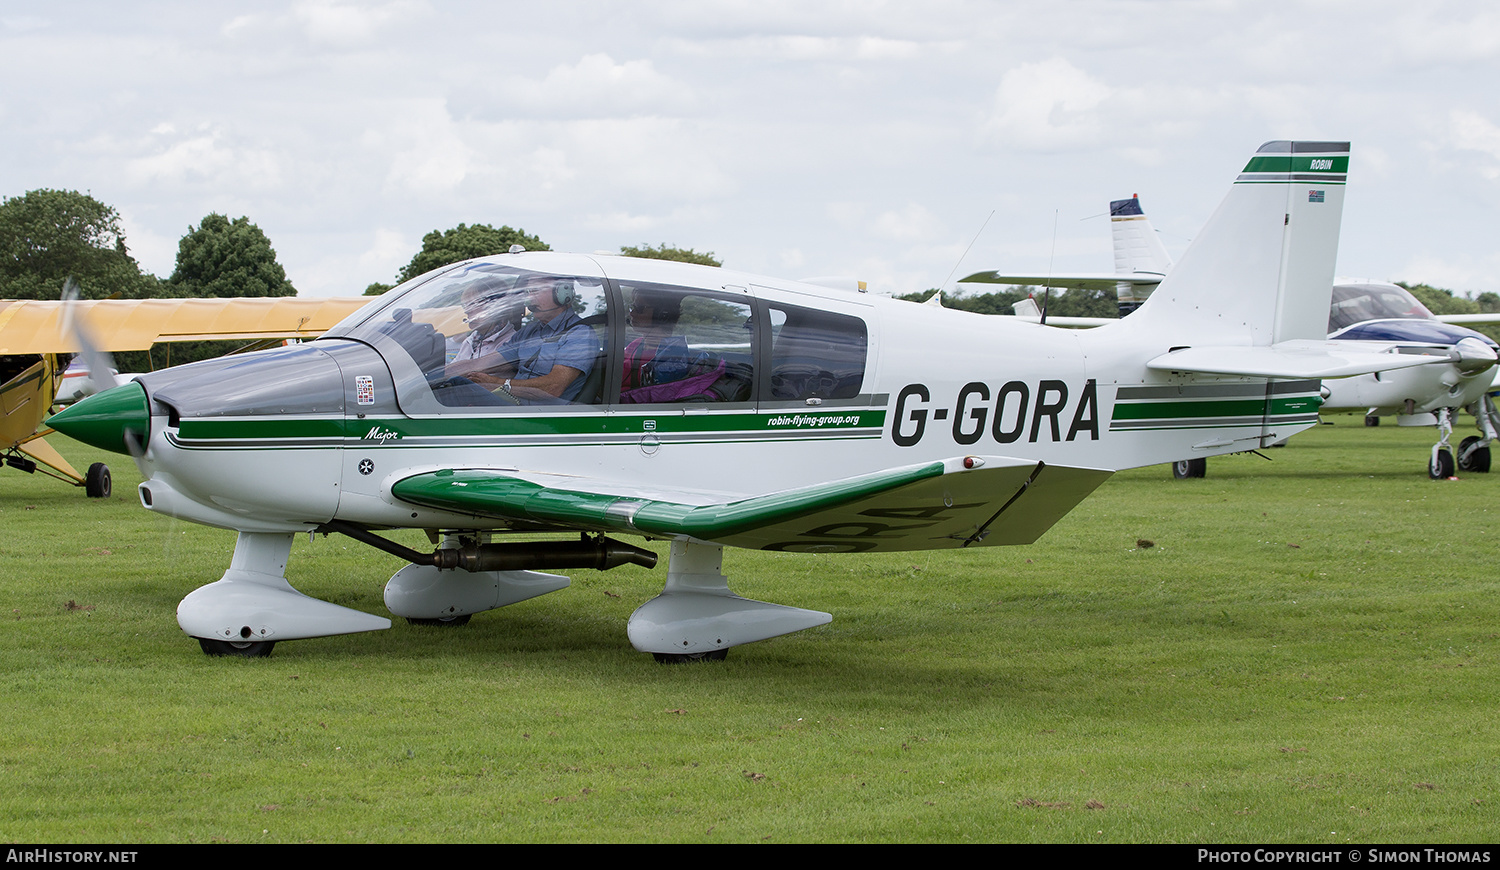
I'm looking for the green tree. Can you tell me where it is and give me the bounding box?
[168,213,296,297]
[619,243,721,267]
[363,281,393,296]
[1398,282,1500,344]
[1398,281,1479,316]
[0,188,159,299]
[395,223,550,284]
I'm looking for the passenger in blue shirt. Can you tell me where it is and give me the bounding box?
[473,276,598,404]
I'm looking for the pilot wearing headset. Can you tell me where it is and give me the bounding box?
[475,275,597,403]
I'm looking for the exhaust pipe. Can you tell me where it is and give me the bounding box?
[319,520,658,572]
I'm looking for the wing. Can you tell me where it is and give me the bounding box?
[391,457,1114,553]
[0,297,373,354]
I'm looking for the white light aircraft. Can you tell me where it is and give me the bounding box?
[51,141,1434,661]
[965,197,1500,479]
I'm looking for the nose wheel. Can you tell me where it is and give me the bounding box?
[1430,446,1455,479]
[1430,408,1457,479]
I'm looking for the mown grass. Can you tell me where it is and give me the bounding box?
[0,418,1495,842]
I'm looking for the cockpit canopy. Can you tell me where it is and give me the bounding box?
[1328,282,1434,333]
[321,255,870,414]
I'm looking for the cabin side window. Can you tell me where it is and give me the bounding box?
[614,282,755,405]
[763,302,867,402]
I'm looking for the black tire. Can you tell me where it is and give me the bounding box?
[406,614,472,627]
[84,462,110,498]
[1458,436,1492,473]
[198,638,276,658]
[1430,448,1456,480]
[1364,415,1380,427]
[652,648,729,664]
[1172,458,1206,479]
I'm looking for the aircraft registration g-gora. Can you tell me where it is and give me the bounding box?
[1,296,370,497]
[965,196,1500,479]
[51,140,1436,661]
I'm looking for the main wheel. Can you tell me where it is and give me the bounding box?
[1457,436,1491,473]
[198,638,276,658]
[1364,415,1380,427]
[406,614,471,627]
[1430,448,1456,479]
[85,462,111,498]
[652,649,729,664]
[1172,458,1206,479]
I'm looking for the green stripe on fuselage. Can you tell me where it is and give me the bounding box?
[168,408,888,447]
[1111,395,1320,422]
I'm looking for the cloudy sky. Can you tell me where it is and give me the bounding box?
[3,1,1498,298]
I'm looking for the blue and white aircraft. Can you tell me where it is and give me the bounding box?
[50,141,1431,660]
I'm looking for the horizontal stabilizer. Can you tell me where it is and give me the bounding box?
[958,272,1165,292]
[1148,340,1443,380]
[392,457,1114,552]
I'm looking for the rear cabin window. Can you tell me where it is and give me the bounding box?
[616,283,754,404]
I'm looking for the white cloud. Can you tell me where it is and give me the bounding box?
[870,204,944,243]
[379,102,479,194]
[1451,109,1500,179]
[125,131,282,190]
[496,54,697,119]
[984,58,1112,151]
[292,0,425,47]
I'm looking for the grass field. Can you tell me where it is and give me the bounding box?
[1,419,1496,843]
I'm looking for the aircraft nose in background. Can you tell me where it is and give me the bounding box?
[47,381,149,456]
[1452,336,1498,375]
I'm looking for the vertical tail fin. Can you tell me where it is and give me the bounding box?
[1129,141,1348,346]
[1109,195,1173,314]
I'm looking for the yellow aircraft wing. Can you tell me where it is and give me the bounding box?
[0,297,373,354]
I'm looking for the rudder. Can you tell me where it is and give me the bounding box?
[1127,141,1349,346]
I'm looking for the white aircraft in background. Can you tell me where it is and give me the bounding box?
[52,141,1434,661]
[964,196,1500,479]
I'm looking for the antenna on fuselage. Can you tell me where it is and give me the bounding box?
[938,209,996,294]
[1039,209,1059,326]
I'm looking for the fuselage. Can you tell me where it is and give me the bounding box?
[1,353,59,450]
[67,252,1321,535]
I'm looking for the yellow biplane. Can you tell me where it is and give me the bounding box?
[0,296,370,497]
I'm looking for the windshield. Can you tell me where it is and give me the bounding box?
[330,259,609,412]
[1329,283,1434,332]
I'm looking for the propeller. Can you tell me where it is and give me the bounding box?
[57,277,149,470]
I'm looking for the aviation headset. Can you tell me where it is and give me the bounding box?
[520,276,575,310]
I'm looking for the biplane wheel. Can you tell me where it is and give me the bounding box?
[1172,458,1206,479]
[197,638,276,658]
[652,649,729,664]
[1364,415,1380,427]
[406,614,471,627]
[85,462,111,498]
[1430,448,1456,480]
[1457,436,1491,473]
